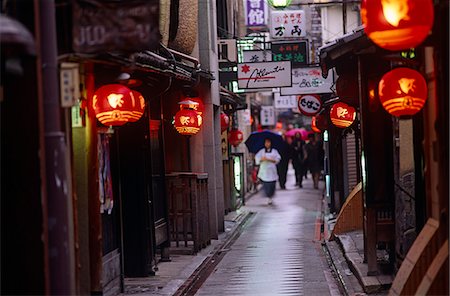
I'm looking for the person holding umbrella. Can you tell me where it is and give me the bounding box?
[254,138,281,205]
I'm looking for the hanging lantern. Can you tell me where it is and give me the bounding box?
[268,0,292,8]
[378,67,427,116]
[361,0,434,51]
[311,117,321,133]
[330,102,356,128]
[92,84,139,126]
[128,90,146,122]
[228,129,244,147]
[174,108,202,136]
[181,96,204,114]
[220,112,230,132]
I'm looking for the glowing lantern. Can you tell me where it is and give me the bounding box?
[174,100,203,135]
[330,102,356,128]
[92,84,140,126]
[228,129,244,147]
[361,0,434,51]
[311,117,321,133]
[182,96,204,114]
[129,90,146,122]
[378,67,427,116]
[268,0,292,8]
[220,112,230,132]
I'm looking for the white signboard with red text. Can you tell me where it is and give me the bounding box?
[270,10,306,39]
[281,67,334,95]
[237,61,292,89]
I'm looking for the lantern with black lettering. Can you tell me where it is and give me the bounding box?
[378,67,427,117]
[220,112,230,132]
[228,129,244,147]
[330,102,356,128]
[129,90,146,122]
[93,84,138,126]
[174,100,203,136]
[361,0,434,51]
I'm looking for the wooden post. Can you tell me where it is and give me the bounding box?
[85,63,102,293]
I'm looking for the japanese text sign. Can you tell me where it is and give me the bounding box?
[243,50,272,63]
[260,106,275,126]
[281,67,334,95]
[271,41,308,66]
[274,93,297,109]
[297,95,322,116]
[237,61,292,89]
[245,0,268,27]
[270,10,306,38]
[73,0,160,54]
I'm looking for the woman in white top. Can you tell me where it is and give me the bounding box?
[255,138,281,204]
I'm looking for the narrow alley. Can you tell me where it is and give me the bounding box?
[194,168,340,296]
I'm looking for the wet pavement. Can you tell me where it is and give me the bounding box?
[194,169,342,296]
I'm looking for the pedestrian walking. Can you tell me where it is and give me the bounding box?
[255,138,281,204]
[277,135,293,189]
[304,133,323,189]
[291,132,306,188]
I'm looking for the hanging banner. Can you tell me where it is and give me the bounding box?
[297,94,322,116]
[270,10,306,39]
[260,106,275,126]
[281,67,334,95]
[271,41,308,66]
[73,0,160,53]
[274,93,297,109]
[237,61,292,89]
[243,50,272,63]
[244,0,268,28]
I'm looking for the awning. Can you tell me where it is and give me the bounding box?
[220,86,247,111]
[0,14,36,56]
[319,26,376,78]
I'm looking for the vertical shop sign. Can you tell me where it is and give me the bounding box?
[270,10,306,38]
[271,41,308,66]
[260,106,275,126]
[73,0,160,53]
[245,0,268,28]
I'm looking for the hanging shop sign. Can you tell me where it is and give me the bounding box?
[92,84,144,126]
[244,0,268,28]
[274,92,297,109]
[73,0,160,54]
[243,50,272,63]
[242,109,252,126]
[260,106,276,126]
[60,63,80,108]
[330,102,356,128]
[271,41,308,66]
[281,67,333,95]
[361,0,434,51]
[237,61,292,89]
[269,10,306,38]
[297,94,322,116]
[378,67,427,117]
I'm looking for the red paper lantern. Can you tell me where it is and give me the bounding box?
[311,117,321,133]
[361,0,434,51]
[378,67,427,116]
[182,96,204,114]
[228,129,244,147]
[129,90,146,122]
[174,108,202,136]
[93,84,139,126]
[220,112,230,132]
[330,102,356,128]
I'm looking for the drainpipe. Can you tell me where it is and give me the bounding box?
[34,0,74,294]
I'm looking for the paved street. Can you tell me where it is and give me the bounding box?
[195,168,342,296]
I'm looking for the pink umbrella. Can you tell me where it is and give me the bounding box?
[285,128,308,139]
